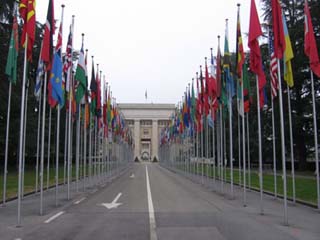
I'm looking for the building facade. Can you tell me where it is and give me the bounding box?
[118,103,175,161]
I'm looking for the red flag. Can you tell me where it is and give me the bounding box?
[271,0,286,59]
[248,0,266,91]
[19,0,36,61]
[41,0,55,69]
[304,0,320,77]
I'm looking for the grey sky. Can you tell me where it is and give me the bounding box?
[36,0,264,104]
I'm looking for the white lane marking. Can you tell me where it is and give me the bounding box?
[146,165,158,240]
[44,211,65,224]
[100,192,122,209]
[74,197,86,205]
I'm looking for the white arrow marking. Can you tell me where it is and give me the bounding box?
[130,173,135,178]
[100,193,122,209]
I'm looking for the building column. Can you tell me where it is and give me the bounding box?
[152,120,158,161]
[134,120,140,160]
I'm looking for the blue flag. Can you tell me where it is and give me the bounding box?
[50,52,64,106]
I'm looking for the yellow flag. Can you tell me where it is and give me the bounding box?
[282,14,294,87]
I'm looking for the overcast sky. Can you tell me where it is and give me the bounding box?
[36,0,264,105]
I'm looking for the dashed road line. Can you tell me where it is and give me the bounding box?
[74,197,86,205]
[44,211,65,224]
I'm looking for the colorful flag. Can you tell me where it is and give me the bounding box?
[5,7,19,84]
[248,0,266,94]
[269,30,279,99]
[41,0,55,69]
[90,61,97,114]
[96,70,102,117]
[243,63,251,113]
[63,26,73,92]
[75,39,87,104]
[282,13,294,87]
[223,19,235,100]
[216,39,222,98]
[271,0,286,59]
[19,0,36,61]
[50,22,64,107]
[304,0,320,77]
[236,6,245,79]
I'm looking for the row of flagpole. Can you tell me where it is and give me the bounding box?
[159,0,320,226]
[1,1,134,227]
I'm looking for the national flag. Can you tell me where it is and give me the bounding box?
[236,5,245,79]
[216,39,222,98]
[41,0,55,69]
[75,39,87,104]
[96,70,102,117]
[269,30,279,99]
[90,61,97,114]
[34,56,44,100]
[271,0,286,59]
[49,22,64,107]
[243,63,251,113]
[304,0,320,77]
[248,0,266,104]
[5,6,19,84]
[19,0,36,61]
[223,19,235,100]
[282,13,294,87]
[63,26,72,92]
[191,79,196,123]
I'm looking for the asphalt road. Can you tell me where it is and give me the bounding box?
[1,163,320,240]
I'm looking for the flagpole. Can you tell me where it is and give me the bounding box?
[40,70,48,216]
[67,15,75,200]
[22,77,30,199]
[241,73,246,206]
[238,107,241,186]
[35,89,42,193]
[17,35,28,226]
[76,104,80,192]
[47,108,52,190]
[271,92,277,198]
[220,104,224,193]
[212,116,216,187]
[63,111,68,185]
[83,104,87,190]
[55,4,65,206]
[3,82,12,205]
[310,70,320,210]
[256,75,264,215]
[286,85,295,203]
[277,59,288,225]
[246,113,251,190]
[229,82,234,198]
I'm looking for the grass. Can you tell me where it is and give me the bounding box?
[0,162,118,202]
[178,162,318,205]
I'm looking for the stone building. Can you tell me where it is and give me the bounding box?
[118,103,175,161]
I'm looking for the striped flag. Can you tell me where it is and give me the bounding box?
[269,31,278,100]
[63,27,73,93]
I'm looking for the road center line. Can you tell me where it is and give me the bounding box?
[74,197,86,205]
[145,165,158,240]
[44,211,65,224]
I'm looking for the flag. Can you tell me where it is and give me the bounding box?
[96,70,102,117]
[248,0,266,97]
[223,19,235,100]
[35,57,44,100]
[63,27,72,92]
[282,13,294,87]
[75,40,87,104]
[243,63,251,113]
[269,30,279,99]
[304,0,320,77]
[145,89,147,100]
[216,40,222,98]
[5,7,19,84]
[90,61,97,114]
[19,0,36,61]
[191,79,196,123]
[50,22,64,107]
[271,0,286,59]
[41,0,55,69]
[236,6,245,79]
